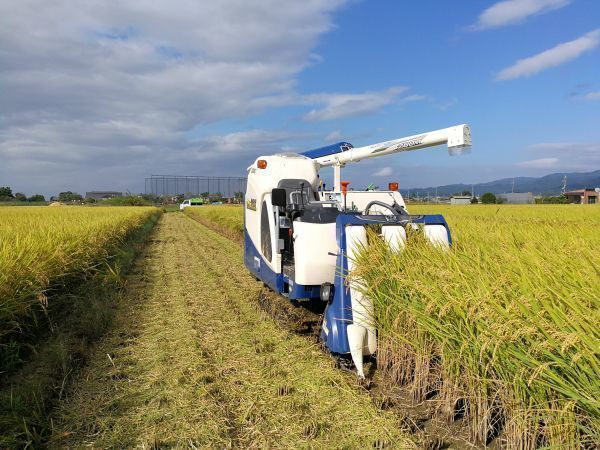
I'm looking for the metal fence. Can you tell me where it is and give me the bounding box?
[145,175,247,198]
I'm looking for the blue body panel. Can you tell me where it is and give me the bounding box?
[300,141,353,160]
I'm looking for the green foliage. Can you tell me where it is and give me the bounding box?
[27,194,45,202]
[0,186,14,201]
[470,196,478,204]
[536,195,569,204]
[140,193,160,203]
[58,191,83,202]
[480,192,496,204]
[209,192,223,202]
[14,192,27,202]
[101,195,153,206]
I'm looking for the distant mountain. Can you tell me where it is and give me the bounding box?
[405,170,600,197]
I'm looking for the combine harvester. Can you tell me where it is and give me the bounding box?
[244,124,471,377]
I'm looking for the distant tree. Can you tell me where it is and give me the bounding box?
[200,191,210,201]
[537,195,568,204]
[234,191,244,203]
[14,192,27,201]
[58,191,83,202]
[470,196,479,204]
[28,194,45,202]
[210,192,223,202]
[481,192,496,204]
[141,193,160,203]
[176,194,185,203]
[0,186,14,200]
[85,197,97,203]
[461,190,471,196]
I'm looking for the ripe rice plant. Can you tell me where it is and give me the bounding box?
[0,206,159,347]
[354,205,600,447]
[184,205,243,241]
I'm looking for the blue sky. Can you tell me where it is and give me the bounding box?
[0,0,599,195]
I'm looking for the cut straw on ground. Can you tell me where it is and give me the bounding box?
[51,213,413,448]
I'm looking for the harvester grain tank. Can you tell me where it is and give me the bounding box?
[244,124,471,377]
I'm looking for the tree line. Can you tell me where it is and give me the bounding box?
[0,186,45,202]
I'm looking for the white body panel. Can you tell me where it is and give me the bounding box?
[424,224,450,249]
[292,221,337,285]
[245,154,319,274]
[345,226,376,378]
[382,225,407,252]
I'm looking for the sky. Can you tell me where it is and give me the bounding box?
[0,0,599,196]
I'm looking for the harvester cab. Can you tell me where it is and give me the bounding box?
[244,124,471,377]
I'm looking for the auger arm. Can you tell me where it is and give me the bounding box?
[308,124,471,191]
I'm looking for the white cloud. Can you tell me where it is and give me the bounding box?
[193,129,311,155]
[303,86,407,121]
[324,130,343,142]
[496,29,600,80]
[0,0,350,194]
[373,166,393,177]
[583,92,600,100]
[515,142,600,170]
[515,157,560,169]
[472,0,570,30]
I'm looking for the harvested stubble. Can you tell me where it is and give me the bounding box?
[354,205,600,448]
[51,213,412,448]
[0,206,159,345]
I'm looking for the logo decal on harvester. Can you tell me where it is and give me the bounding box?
[246,198,257,211]
[372,134,426,153]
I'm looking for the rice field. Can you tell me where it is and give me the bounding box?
[0,206,160,348]
[188,203,600,447]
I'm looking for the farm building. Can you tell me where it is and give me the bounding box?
[564,189,599,204]
[450,195,472,205]
[85,191,123,200]
[497,192,535,204]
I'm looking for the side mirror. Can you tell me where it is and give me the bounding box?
[272,188,286,208]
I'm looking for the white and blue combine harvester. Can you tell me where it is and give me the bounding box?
[244,124,471,377]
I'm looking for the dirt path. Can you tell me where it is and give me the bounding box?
[51,213,412,448]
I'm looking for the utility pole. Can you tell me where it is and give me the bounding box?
[512,178,515,193]
[435,186,438,203]
[561,176,567,195]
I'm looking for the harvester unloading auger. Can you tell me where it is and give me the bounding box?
[244,124,471,377]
